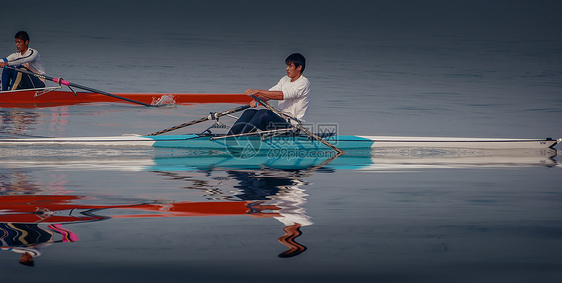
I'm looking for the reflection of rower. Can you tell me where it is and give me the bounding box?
[273,183,311,257]
[227,170,312,257]
[0,223,78,266]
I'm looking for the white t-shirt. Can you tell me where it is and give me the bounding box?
[2,47,46,75]
[269,75,310,123]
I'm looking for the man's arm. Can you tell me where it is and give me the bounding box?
[245,89,284,100]
[245,89,284,107]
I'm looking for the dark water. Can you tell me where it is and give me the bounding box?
[1,1,562,282]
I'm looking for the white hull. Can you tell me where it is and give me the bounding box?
[0,134,559,150]
[359,136,561,150]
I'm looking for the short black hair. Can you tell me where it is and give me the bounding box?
[285,53,306,73]
[15,31,30,42]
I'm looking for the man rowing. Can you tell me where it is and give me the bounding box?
[0,31,46,91]
[228,53,310,135]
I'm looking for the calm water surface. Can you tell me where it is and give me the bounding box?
[1,1,562,282]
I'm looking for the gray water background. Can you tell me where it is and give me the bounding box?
[2,0,561,138]
[1,1,561,282]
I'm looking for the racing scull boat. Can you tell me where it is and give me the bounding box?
[0,133,558,150]
[0,66,252,107]
[0,103,559,152]
[0,87,251,108]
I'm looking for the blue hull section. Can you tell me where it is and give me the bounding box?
[148,135,375,151]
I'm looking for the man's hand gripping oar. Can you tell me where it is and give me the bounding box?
[250,95,344,155]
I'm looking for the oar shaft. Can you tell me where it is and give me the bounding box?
[5,66,155,107]
[148,105,250,136]
[250,95,344,154]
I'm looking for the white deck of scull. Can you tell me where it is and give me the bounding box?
[357,136,561,149]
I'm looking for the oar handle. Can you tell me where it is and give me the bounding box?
[52,77,71,86]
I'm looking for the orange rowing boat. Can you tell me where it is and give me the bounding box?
[0,88,252,108]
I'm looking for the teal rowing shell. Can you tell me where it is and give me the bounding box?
[147,135,375,151]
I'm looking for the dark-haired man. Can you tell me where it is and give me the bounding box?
[0,31,46,91]
[228,53,310,135]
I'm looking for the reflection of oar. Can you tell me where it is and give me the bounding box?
[148,105,250,136]
[251,95,344,154]
[278,223,307,258]
[5,66,155,107]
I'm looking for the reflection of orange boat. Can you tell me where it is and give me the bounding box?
[0,195,280,224]
[1,165,312,258]
[0,88,252,108]
[0,193,307,259]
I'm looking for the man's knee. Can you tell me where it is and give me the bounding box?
[255,109,271,119]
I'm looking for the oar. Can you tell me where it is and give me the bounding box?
[250,95,344,154]
[4,66,156,107]
[147,105,250,136]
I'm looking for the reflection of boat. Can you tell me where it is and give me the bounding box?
[0,194,298,262]
[0,195,306,259]
[1,148,558,170]
[0,88,251,108]
[0,134,559,150]
[0,167,313,259]
[0,195,278,224]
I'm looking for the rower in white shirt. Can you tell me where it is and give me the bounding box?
[228,53,310,135]
[0,31,46,91]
